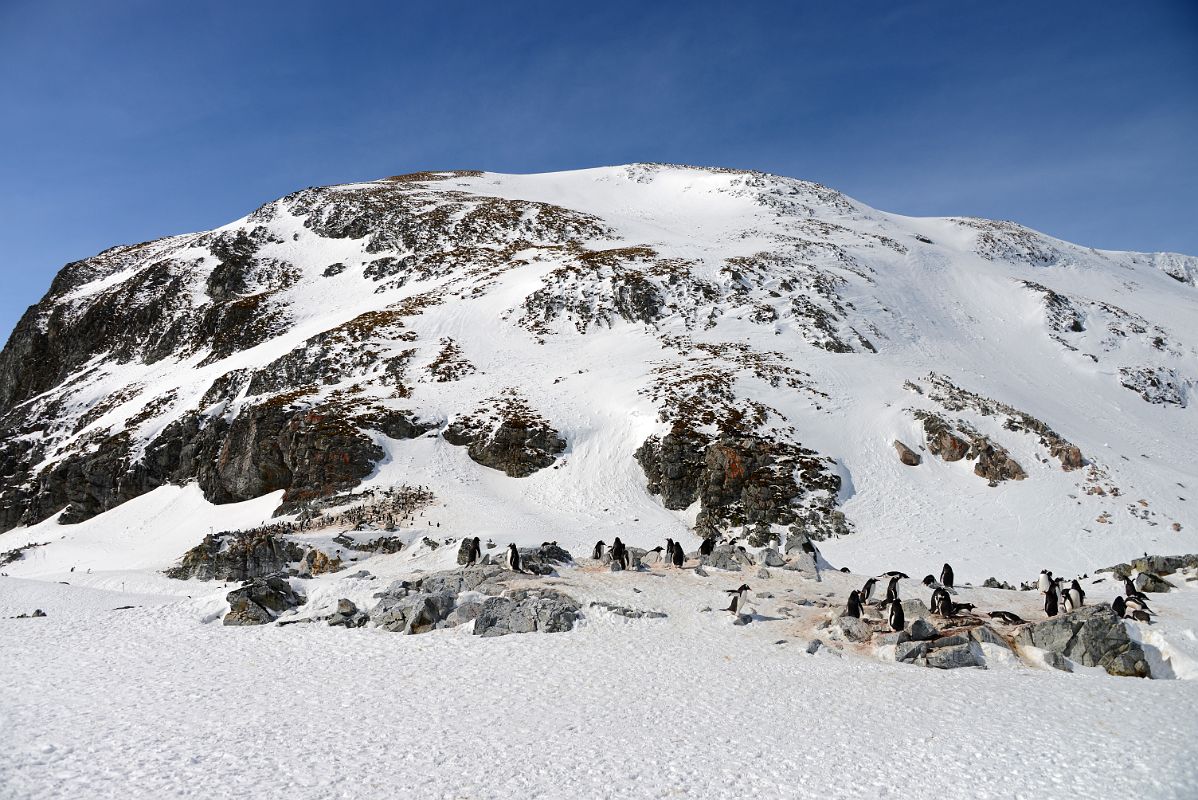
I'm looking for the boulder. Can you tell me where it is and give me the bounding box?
[517,543,575,576]
[930,633,971,648]
[756,567,770,580]
[805,639,823,655]
[701,544,754,572]
[1134,572,1174,593]
[834,615,872,643]
[970,625,1011,650]
[906,618,940,641]
[588,601,667,620]
[895,640,928,662]
[1013,603,1149,677]
[901,599,933,622]
[167,531,304,581]
[473,588,581,637]
[924,642,984,669]
[760,548,786,567]
[223,576,305,625]
[893,440,922,466]
[372,589,457,634]
[875,631,910,646]
[327,598,369,628]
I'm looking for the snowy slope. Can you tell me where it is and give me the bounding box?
[1,163,1195,583]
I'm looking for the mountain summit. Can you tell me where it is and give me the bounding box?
[1,163,1194,577]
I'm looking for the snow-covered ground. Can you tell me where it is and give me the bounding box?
[3,526,1198,799]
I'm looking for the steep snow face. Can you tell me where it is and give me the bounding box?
[0,163,1195,582]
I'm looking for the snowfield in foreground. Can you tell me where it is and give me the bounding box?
[3,537,1198,800]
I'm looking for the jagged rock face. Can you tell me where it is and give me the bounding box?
[166,531,304,581]
[1013,603,1150,677]
[444,417,565,478]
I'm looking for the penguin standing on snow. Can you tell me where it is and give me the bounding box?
[642,546,664,565]
[1044,586,1059,617]
[663,539,675,567]
[940,563,955,589]
[592,540,606,561]
[860,577,877,604]
[1068,580,1085,609]
[886,599,905,632]
[610,537,628,570]
[1037,570,1052,594]
[725,584,751,609]
[885,575,902,603]
[845,590,863,619]
[671,541,685,568]
[1112,596,1127,618]
[505,543,522,573]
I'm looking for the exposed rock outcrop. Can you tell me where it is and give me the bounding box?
[223,576,306,626]
[166,531,304,581]
[1013,603,1150,677]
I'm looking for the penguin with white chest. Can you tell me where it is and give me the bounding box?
[505,543,522,573]
[940,563,954,589]
[845,590,863,618]
[885,599,905,632]
[860,577,877,604]
[591,540,606,561]
[885,575,902,603]
[1037,570,1052,594]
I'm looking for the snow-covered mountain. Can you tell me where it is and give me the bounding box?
[2,163,1195,581]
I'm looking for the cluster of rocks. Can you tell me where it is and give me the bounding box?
[912,410,1026,485]
[1098,553,1197,588]
[1013,604,1149,677]
[223,576,307,626]
[443,402,567,478]
[166,531,342,582]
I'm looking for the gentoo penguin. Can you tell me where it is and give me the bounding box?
[1112,596,1127,618]
[506,543,522,573]
[860,577,878,604]
[988,610,1027,625]
[610,537,628,570]
[724,584,751,608]
[671,541,685,568]
[950,602,976,615]
[664,539,675,567]
[845,590,863,619]
[725,594,740,614]
[699,536,717,557]
[1062,592,1076,613]
[931,587,951,616]
[1044,587,1059,617]
[882,571,909,579]
[1127,608,1153,623]
[1037,570,1052,594]
[1125,595,1153,612]
[885,575,902,603]
[465,536,481,567]
[643,546,664,565]
[592,540,606,561]
[1068,580,1085,609]
[887,599,905,632]
[922,575,939,589]
[1123,576,1137,597]
[940,563,954,589]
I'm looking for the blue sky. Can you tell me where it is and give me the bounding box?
[1,0,1195,338]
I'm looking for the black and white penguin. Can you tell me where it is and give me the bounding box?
[725,594,739,614]
[988,610,1027,625]
[1037,570,1052,594]
[643,546,664,565]
[951,602,976,615]
[860,577,877,604]
[1068,580,1085,609]
[506,543,522,573]
[725,584,751,607]
[845,590,863,619]
[699,536,717,557]
[465,536,481,567]
[671,541,685,568]
[922,575,939,589]
[940,563,954,589]
[664,539,675,567]
[592,540,606,561]
[1044,587,1059,617]
[885,575,902,603]
[882,571,910,579]
[610,537,628,570]
[1127,608,1153,623]
[1112,595,1127,618]
[931,587,951,616]
[887,599,905,632]
[1062,591,1076,613]
[1123,576,1137,597]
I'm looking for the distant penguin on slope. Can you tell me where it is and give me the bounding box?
[882,571,909,579]
[592,540,606,561]
[887,599,905,632]
[1044,587,1059,617]
[506,543,522,573]
[940,563,954,589]
[845,590,863,619]
[860,577,877,604]
[922,575,939,589]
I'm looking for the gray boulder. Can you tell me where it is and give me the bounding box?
[757,567,770,580]
[589,601,667,620]
[373,589,457,634]
[474,588,581,637]
[924,642,984,669]
[327,598,369,628]
[702,544,754,572]
[895,640,928,662]
[970,625,1012,650]
[760,548,786,567]
[518,543,575,575]
[875,631,909,646]
[906,618,940,641]
[1013,603,1149,677]
[834,615,872,643]
[223,576,305,625]
[900,599,933,621]
[1135,572,1174,593]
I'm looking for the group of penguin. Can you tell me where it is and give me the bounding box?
[461,538,525,573]
[1036,569,1155,623]
[591,535,720,570]
[843,567,936,632]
